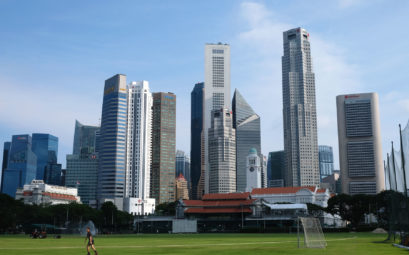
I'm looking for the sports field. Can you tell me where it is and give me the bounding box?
[0,232,406,255]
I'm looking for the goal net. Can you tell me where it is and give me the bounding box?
[298,217,327,248]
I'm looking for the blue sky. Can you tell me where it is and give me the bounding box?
[1,0,409,170]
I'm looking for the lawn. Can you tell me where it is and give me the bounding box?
[0,232,405,255]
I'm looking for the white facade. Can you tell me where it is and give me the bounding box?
[15,179,80,205]
[204,43,231,194]
[125,81,153,213]
[123,197,155,215]
[251,186,330,208]
[246,149,261,192]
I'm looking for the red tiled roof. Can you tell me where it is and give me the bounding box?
[183,199,254,207]
[42,192,77,201]
[251,186,318,195]
[185,208,252,214]
[202,192,251,201]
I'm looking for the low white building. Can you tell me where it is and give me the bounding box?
[251,186,331,207]
[123,197,155,215]
[15,180,80,205]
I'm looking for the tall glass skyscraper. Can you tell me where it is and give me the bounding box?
[190,82,204,199]
[151,92,176,204]
[2,135,37,197]
[175,150,191,194]
[282,27,320,187]
[1,142,11,193]
[318,145,334,180]
[232,89,261,192]
[98,74,127,210]
[66,120,100,206]
[32,133,58,180]
[204,43,231,194]
[268,150,285,187]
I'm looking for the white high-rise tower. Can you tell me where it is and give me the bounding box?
[124,81,155,215]
[282,28,320,187]
[203,43,231,194]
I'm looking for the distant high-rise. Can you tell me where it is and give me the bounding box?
[98,74,127,209]
[336,93,384,194]
[44,163,62,185]
[73,120,99,155]
[208,108,236,194]
[318,145,334,180]
[282,27,320,187]
[125,81,154,213]
[32,133,58,180]
[175,150,191,194]
[190,82,204,200]
[268,150,285,188]
[66,121,100,206]
[151,92,176,204]
[232,89,261,192]
[260,154,268,188]
[2,135,37,197]
[1,142,11,193]
[204,43,231,194]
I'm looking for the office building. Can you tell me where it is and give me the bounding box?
[208,108,236,194]
[261,154,268,188]
[2,135,37,197]
[268,151,285,187]
[73,120,100,155]
[125,81,155,214]
[204,43,231,194]
[1,142,11,192]
[175,150,191,192]
[151,92,176,204]
[232,89,261,192]
[32,133,58,180]
[176,173,189,200]
[66,121,100,206]
[44,163,62,185]
[98,74,128,209]
[190,82,204,200]
[336,93,384,194]
[246,148,261,192]
[318,145,334,180]
[282,27,320,187]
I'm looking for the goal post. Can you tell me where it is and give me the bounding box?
[297,217,327,248]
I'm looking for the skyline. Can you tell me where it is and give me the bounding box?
[1,1,409,170]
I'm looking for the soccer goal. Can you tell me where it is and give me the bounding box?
[297,217,327,248]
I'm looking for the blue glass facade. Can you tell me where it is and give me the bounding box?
[98,74,127,209]
[318,145,334,180]
[32,133,58,180]
[2,135,37,197]
[268,150,285,185]
[1,142,11,193]
[44,163,62,185]
[190,82,204,200]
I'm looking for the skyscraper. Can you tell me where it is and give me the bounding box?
[151,92,176,204]
[2,135,37,197]
[66,121,100,206]
[175,150,191,190]
[1,142,11,193]
[124,81,155,214]
[260,154,268,188]
[73,120,99,155]
[336,93,384,194]
[190,82,204,200]
[32,133,58,180]
[232,89,261,192]
[204,43,231,194]
[175,173,189,200]
[208,108,236,194]
[268,150,285,187]
[98,74,127,210]
[282,27,320,187]
[318,145,334,181]
[44,163,62,185]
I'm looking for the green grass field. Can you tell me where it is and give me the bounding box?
[0,232,406,255]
